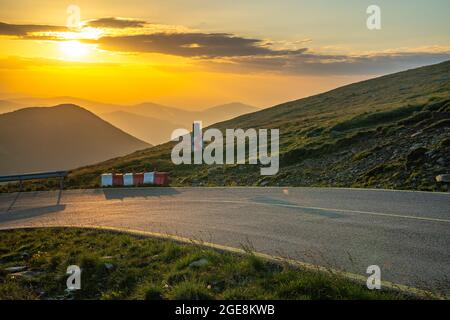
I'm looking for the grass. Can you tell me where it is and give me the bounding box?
[0,227,413,300]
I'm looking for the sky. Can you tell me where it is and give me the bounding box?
[0,0,449,109]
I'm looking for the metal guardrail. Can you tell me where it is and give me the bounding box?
[0,171,68,190]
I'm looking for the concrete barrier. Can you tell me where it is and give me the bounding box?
[154,172,169,186]
[101,173,113,187]
[143,172,155,184]
[133,173,144,185]
[123,173,134,186]
[112,173,123,186]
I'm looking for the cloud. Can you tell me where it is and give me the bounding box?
[86,33,307,58]
[0,22,66,37]
[1,19,449,76]
[85,17,147,29]
[0,56,118,69]
[206,51,450,76]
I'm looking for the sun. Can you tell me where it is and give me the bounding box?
[58,40,89,60]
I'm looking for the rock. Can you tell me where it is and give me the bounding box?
[425,150,435,157]
[436,174,450,183]
[9,270,41,279]
[104,263,114,270]
[189,258,209,268]
[4,266,27,273]
[436,158,446,166]
[410,143,424,150]
[406,147,428,167]
[21,252,30,260]
[259,180,270,187]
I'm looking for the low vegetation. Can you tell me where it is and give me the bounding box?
[2,61,449,192]
[0,228,411,300]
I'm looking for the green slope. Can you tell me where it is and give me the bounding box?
[9,61,450,192]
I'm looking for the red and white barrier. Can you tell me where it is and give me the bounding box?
[101,171,167,187]
[154,172,169,185]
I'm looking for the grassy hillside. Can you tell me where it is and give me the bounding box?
[193,102,260,126]
[5,61,450,192]
[0,104,150,175]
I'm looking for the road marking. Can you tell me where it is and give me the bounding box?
[173,199,450,224]
[2,193,449,224]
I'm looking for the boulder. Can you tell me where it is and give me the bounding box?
[104,263,115,270]
[436,174,450,183]
[9,270,41,279]
[189,258,209,268]
[4,266,27,273]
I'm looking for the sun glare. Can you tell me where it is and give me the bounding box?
[58,40,89,60]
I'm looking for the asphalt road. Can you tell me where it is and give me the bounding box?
[0,187,449,292]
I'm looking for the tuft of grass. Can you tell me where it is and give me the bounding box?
[330,104,423,132]
[167,280,213,300]
[144,286,163,300]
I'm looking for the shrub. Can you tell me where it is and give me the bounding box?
[331,104,424,132]
[144,286,163,300]
[168,281,213,300]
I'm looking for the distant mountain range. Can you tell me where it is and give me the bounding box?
[2,97,124,115]
[0,99,259,145]
[0,100,25,114]
[0,104,150,174]
[104,102,258,145]
[101,111,184,146]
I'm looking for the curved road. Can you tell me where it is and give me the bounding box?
[0,187,449,293]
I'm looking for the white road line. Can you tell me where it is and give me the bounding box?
[172,199,450,224]
[1,195,449,224]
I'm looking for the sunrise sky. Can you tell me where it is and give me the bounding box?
[1,0,449,109]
